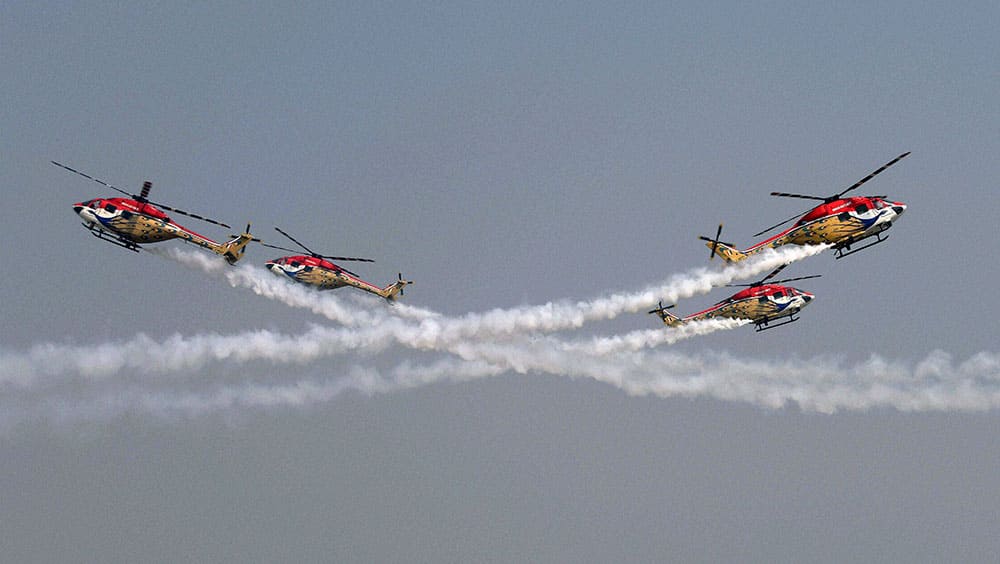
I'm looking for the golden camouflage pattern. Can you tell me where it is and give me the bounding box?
[272,263,410,300]
[86,209,252,264]
[657,296,784,326]
[709,214,873,262]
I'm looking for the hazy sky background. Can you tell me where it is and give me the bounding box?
[2,2,998,562]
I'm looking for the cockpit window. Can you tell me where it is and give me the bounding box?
[291,261,301,267]
[103,203,117,212]
[854,204,869,213]
[774,291,784,298]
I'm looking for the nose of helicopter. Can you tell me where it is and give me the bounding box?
[73,202,84,214]
[801,292,814,304]
[891,201,906,216]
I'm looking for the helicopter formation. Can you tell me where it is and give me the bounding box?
[56,152,909,326]
[54,161,411,301]
[652,152,910,331]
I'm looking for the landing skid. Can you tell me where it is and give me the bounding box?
[834,223,892,259]
[83,222,141,252]
[755,313,799,332]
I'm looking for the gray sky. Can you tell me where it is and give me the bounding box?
[2,2,999,562]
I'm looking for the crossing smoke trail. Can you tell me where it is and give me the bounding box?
[151,243,829,338]
[386,349,1000,413]
[0,320,749,427]
[4,348,1000,428]
[13,241,988,424]
[0,318,745,389]
[0,361,501,428]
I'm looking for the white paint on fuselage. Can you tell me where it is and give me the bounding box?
[267,263,304,276]
[769,291,813,320]
[859,202,906,237]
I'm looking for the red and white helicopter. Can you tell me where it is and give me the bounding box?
[55,161,254,264]
[700,152,910,262]
[261,227,412,301]
[649,267,819,332]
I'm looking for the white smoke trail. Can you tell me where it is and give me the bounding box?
[0,360,504,428]
[363,348,1000,414]
[0,326,384,387]
[569,319,751,355]
[1,317,743,389]
[147,248,420,326]
[21,239,987,425]
[332,243,820,343]
[6,348,999,429]
[6,306,999,418]
[152,243,827,339]
[380,349,1000,413]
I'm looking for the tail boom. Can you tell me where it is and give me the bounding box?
[378,276,412,301]
[649,304,684,327]
[704,241,752,263]
[211,226,255,265]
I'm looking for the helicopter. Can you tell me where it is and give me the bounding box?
[649,267,819,332]
[54,161,254,264]
[261,227,412,301]
[700,152,909,262]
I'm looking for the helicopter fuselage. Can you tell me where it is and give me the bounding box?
[710,196,906,262]
[655,284,815,332]
[74,197,218,248]
[266,255,370,291]
[756,197,905,249]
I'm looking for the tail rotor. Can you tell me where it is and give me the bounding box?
[397,272,411,297]
[698,223,734,260]
[647,301,676,315]
[381,273,412,302]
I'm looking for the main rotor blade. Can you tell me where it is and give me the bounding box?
[768,192,827,201]
[259,242,300,254]
[726,265,797,287]
[319,255,375,263]
[53,161,232,229]
[273,226,318,256]
[761,264,788,282]
[757,152,910,238]
[835,151,910,199]
[752,209,809,238]
[769,274,822,284]
[51,161,132,198]
[152,201,232,229]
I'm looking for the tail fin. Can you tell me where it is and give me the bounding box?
[704,241,749,263]
[648,302,683,327]
[378,273,412,302]
[214,223,255,265]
